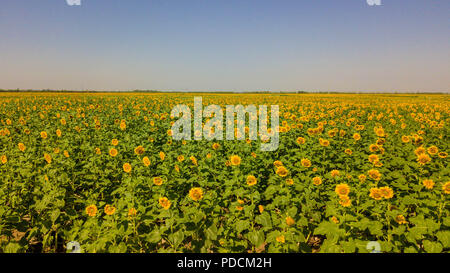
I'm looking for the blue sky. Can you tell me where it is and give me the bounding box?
[0,0,449,92]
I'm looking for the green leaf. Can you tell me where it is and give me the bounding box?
[235,220,250,233]
[314,221,345,240]
[255,212,272,228]
[147,230,161,243]
[435,231,450,248]
[422,240,443,253]
[168,230,185,249]
[246,230,265,247]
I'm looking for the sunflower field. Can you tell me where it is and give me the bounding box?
[0,92,448,253]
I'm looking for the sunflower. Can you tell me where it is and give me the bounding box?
[246,175,257,186]
[95,147,101,155]
[104,205,116,215]
[177,155,185,162]
[339,195,351,207]
[442,182,450,194]
[401,135,410,143]
[301,158,311,168]
[427,146,438,155]
[190,156,198,166]
[369,144,379,152]
[319,138,330,147]
[63,150,69,158]
[374,161,383,167]
[285,178,294,185]
[335,184,350,196]
[56,129,62,137]
[142,156,151,167]
[109,148,118,157]
[312,176,322,186]
[119,120,126,130]
[134,145,145,155]
[40,131,48,139]
[85,204,98,217]
[368,169,382,181]
[296,137,306,145]
[153,177,163,186]
[379,186,394,199]
[258,205,264,213]
[44,153,52,164]
[358,174,367,182]
[111,139,119,146]
[159,151,165,161]
[273,160,283,167]
[416,154,431,165]
[368,154,379,163]
[285,216,295,226]
[438,152,448,158]
[123,163,132,173]
[344,148,352,155]
[374,127,385,137]
[128,208,137,217]
[331,216,339,224]
[230,155,241,166]
[414,146,426,156]
[369,188,383,200]
[189,187,204,201]
[376,138,385,146]
[1,155,7,164]
[18,143,26,152]
[276,166,289,177]
[158,197,171,210]
[422,179,434,190]
[212,143,220,150]
[276,235,285,243]
[353,133,361,141]
[395,215,407,225]
[330,169,340,178]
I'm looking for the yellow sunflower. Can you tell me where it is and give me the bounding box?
[189,187,204,201]
[230,155,241,166]
[246,175,257,186]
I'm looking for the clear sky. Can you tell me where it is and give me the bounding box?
[0,0,449,92]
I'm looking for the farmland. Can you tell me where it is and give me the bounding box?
[0,92,448,253]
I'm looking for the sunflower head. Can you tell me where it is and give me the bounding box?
[312,177,322,186]
[104,205,116,215]
[189,187,204,201]
[85,204,98,217]
[123,163,132,173]
[158,197,171,210]
[422,179,435,190]
[369,188,383,200]
[335,184,350,196]
[230,155,241,166]
[276,166,289,177]
[246,175,257,186]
